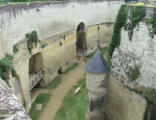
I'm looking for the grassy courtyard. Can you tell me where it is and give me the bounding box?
[55,75,88,120]
[29,93,51,120]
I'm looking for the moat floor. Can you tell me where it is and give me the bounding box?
[38,61,85,120]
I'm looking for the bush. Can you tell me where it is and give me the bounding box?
[26,31,39,54]
[0,54,17,85]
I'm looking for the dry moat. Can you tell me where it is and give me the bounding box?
[0,0,156,120]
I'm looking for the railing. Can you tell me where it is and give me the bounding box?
[29,70,44,91]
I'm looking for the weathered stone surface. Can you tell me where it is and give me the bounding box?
[106,77,147,120]
[0,78,31,120]
[0,1,120,57]
[111,22,156,88]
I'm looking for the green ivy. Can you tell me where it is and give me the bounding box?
[0,54,17,86]
[109,5,127,58]
[26,31,39,54]
[151,8,156,38]
[128,66,140,81]
[128,6,145,40]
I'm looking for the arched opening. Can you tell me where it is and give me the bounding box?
[76,22,87,56]
[29,53,44,97]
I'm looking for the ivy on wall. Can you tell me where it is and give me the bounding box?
[151,8,156,38]
[108,5,127,58]
[109,4,146,60]
[0,54,17,86]
[128,65,140,81]
[127,6,145,40]
[26,31,39,54]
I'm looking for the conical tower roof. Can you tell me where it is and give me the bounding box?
[85,50,109,74]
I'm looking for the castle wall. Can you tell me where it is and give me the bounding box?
[0,1,120,58]
[12,23,113,110]
[106,76,147,120]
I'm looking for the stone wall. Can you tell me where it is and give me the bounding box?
[0,78,31,120]
[111,18,156,88]
[0,0,121,58]
[106,76,147,120]
[11,23,113,110]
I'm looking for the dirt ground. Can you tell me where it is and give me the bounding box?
[38,61,86,120]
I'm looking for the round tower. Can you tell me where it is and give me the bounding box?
[85,50,109,120]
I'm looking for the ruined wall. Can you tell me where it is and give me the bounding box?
[0,1,120,58]
[106,76,147,120]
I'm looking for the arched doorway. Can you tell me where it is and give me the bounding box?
[29,53,44,94]
[76,22,87,56]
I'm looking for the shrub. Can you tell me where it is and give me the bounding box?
[0,54,17,85]
[26,31,39,54]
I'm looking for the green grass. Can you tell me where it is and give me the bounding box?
[29,93,51,120]
[55,75,88,120]
[63,62,79,74]
[47,76,62,90]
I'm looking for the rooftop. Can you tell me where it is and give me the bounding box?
[85,50,109,74]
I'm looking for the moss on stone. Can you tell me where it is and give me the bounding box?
[128,66,140,81]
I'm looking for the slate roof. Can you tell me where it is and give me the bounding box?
[85,50,109,74]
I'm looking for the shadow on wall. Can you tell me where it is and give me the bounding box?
[29,52,44,97]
